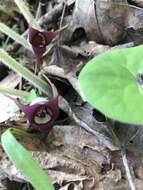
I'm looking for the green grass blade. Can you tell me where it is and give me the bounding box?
[1,129,54,190]
[0,5,11,16]
[0,22,30,50]
[0,49,52,98]
[14,0,41,30]
[0,86,29,97]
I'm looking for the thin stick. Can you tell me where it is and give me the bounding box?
[36,2,44,20]
[121,149,136,190]
[58,2,66,45]
[59,2,66,30]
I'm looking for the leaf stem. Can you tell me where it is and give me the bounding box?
[106,120,121,147]
[14,0,41,30]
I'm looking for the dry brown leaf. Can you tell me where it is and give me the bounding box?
[61,0,143,45]
[59,182,83,190]
[130,0,143,8]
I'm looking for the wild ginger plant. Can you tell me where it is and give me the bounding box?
[78,45,143,125]
[0,0,59,189]
[78,45,143,190]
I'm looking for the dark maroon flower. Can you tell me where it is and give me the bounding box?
[15,95,59,136]
[29,26,58,58]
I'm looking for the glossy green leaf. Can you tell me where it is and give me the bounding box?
[1,128,54,190]
[78,45,143,125]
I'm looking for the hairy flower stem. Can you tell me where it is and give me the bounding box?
[14,0,41,30]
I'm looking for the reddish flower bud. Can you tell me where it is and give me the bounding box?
[16,96,59,136]
[29,26,58,58]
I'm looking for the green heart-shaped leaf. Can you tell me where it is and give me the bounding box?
[78,45,143,125]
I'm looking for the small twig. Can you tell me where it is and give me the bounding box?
[121,149,136,190]
[59,2,66,30]
[110,42,134,51]
[57,2,67,46]
[36,2,43,20]
[38,2,64,26]
[18,77,23,91]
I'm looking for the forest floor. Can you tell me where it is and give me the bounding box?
[1,0,143,189]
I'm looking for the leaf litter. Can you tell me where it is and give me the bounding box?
[1,0,143,189]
